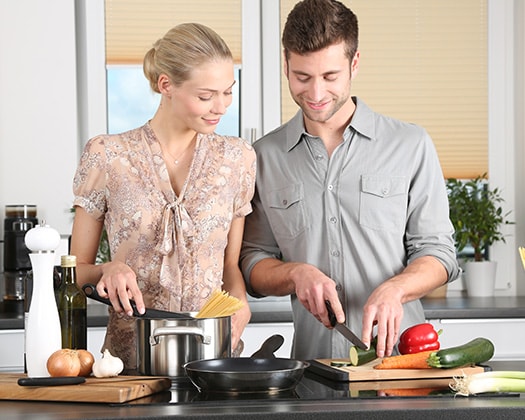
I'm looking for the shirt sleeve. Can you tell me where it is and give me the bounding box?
[72,135,108,222]
[240,181,283,297]
[404,130,461,282]
[233,141,257,218]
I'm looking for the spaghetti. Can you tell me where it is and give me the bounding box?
[195,290,244,318]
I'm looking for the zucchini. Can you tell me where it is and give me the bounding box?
[349,337,377,366]
[427,337,494,369]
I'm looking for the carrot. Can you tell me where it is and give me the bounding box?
[383,387,441,397]
[374,350,434,369]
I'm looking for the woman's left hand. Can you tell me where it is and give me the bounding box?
[230,302,251,353]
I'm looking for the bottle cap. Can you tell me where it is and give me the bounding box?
[61,255,77,267]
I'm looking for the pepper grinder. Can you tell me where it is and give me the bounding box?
[24,221,62,377]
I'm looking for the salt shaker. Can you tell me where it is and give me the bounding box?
[24,221,62,377]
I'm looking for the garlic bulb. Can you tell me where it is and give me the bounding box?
[92,349,124,378]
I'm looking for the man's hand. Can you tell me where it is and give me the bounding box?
[361,280,404,358]
[290,263,345,327]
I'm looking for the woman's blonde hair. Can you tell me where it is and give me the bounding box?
[143,23,233,93]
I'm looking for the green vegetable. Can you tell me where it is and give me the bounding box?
[450,371,525,396]
[349,337,377,366]
[427,337,495,369]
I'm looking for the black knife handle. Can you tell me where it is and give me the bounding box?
[325,300,337,327]
[18,376,86,387]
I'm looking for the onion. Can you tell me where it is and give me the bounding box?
[47,349,81,377]
[77,349,95,377]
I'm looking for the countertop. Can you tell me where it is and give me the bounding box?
[0,361,525,419]
[2,296,525,330]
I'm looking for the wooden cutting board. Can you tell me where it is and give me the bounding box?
[0,373,172,403]
[309,358,486,382]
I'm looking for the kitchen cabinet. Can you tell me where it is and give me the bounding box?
[427,318,525,361]
[0,327,107,373]
[0,330,24,372]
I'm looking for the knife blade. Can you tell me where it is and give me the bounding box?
[82,283,192,319]
[325,300,368,350]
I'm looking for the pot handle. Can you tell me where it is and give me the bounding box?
[150,326,211,346]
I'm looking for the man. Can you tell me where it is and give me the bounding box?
[240,0,460,360]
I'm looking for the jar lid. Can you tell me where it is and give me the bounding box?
[5,204,37,218]
[61,255,77,267]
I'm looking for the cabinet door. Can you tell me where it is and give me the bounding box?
[0,327,107,373]
[87,326,107,357]
[0,329,24,372]
[428,318,525,361]
[240,323,294,358]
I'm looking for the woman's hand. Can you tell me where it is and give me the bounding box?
[230,302,251,353]
[96,261,145,316]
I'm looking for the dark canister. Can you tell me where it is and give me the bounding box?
[3,204,38,302]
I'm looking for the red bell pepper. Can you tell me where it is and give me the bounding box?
[398,323,441,355]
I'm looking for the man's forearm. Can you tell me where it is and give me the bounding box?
[249,258,298,296]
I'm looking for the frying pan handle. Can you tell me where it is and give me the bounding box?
[82,283,142,317]
[150,326,211,346]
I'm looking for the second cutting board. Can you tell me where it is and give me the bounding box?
[308,359,487,382]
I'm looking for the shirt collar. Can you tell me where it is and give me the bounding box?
[284,97,376,152]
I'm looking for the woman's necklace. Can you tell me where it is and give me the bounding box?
[164,136,196,165]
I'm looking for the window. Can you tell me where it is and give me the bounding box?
[104,0,242,136]
[279,0,488,179]
[106,65,240,136]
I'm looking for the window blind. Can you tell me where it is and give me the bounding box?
[105,0,242,64]
[280,0,488,179]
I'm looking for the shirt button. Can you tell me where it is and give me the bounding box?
[331,250,340,257]
[282,199,288,206]
[328,185,334,191]
[329,217,337,224]
[382,187,389,195]
[315,154,323,161]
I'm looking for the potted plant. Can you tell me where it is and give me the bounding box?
[446,174,513,296]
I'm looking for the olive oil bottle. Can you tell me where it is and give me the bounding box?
[57,255,87,349]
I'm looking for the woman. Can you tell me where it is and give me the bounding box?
[70,23,255,369]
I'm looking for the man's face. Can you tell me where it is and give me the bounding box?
[284,42,359,124]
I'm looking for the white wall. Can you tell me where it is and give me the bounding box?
[0,0,79,237]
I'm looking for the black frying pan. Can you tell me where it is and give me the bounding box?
[183,334,309,394]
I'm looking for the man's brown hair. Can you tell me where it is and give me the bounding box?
[282,0,358,62]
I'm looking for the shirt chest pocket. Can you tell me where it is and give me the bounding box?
[359,175,408,233]
[266,183,308,240]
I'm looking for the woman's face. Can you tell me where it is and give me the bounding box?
[169,59,235,134]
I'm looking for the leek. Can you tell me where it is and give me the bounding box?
[451,371,525,396]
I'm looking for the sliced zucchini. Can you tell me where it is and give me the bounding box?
[349,337,377,366]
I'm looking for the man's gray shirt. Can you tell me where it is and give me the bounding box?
[240,97,460,360]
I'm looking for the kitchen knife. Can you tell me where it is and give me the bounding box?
[18,376,86,387]
[325,300,368,350]
[82,284,192,319]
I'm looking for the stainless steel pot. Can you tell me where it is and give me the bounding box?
[136,314,231,378]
